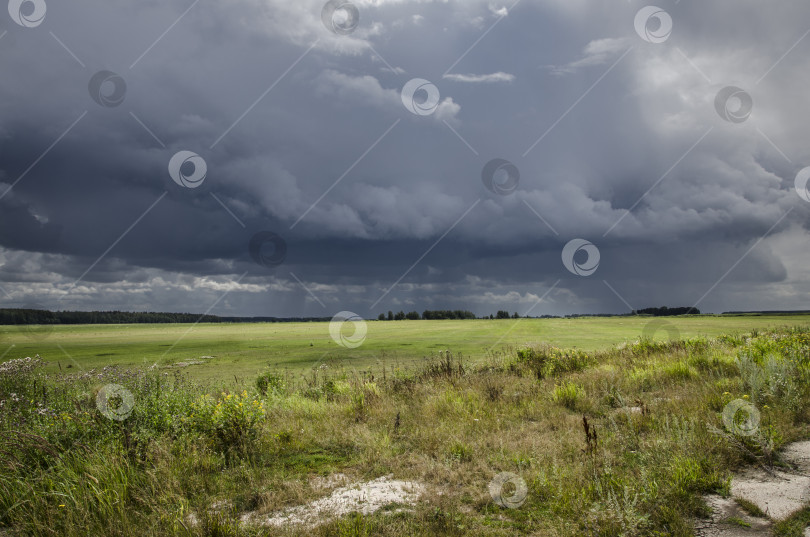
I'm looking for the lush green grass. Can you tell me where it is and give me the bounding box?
[3,325,810,535]
[2,315,810,381]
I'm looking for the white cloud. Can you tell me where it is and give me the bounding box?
[442,72,515,83]
[317,70,462,123]
[0,247,297,313]
[434,97,462,123]
[192,277,272,293]
[317,70,401,109]
[548,37,631,76]
[479,291,542,304]
[489,5,509,17]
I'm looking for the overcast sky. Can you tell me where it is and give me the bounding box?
[1,0,809,318]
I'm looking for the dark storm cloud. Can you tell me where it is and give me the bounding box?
[1,0,809,317]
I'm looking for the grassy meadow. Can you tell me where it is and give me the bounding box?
[2,314,810,381]
[2,315,810,536]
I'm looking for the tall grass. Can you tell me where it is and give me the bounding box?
[0,328,809,535]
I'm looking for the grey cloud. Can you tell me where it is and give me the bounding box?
[0,0,809,317]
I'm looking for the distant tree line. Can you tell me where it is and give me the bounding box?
[422,309,477,320]
[723,310,810,315]
[0,305,708,326]
[0,309,332,325]
[377,309,476,320]
[376,309,519,320]
[632,306,700,316]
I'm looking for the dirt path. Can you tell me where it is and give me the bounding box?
[696,440,810,536]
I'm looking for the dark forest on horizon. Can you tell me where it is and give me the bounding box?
[0,306,744,326]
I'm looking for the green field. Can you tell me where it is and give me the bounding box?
[5,316,810,535]
[2,314,810,381]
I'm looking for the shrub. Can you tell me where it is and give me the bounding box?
[737,350,800,407]
[420,351,465,380]
[669,456,729,500]
[481,376,504,401]
[628,367,655,392]
[448,442,472,462]
[661,361,696,382]
[628,338,673,356]
[717,333,748,347]
[602,383,625,408]
[255,372,284,395]
[515,346,592,379]
[0,356,45,410]
[190,390,266,462]
[349,382,380,422]
[553,381,585,411]
[329,379,353,395]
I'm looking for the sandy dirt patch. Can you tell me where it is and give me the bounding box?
[241,475,424,527]
[696,440,810,536]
